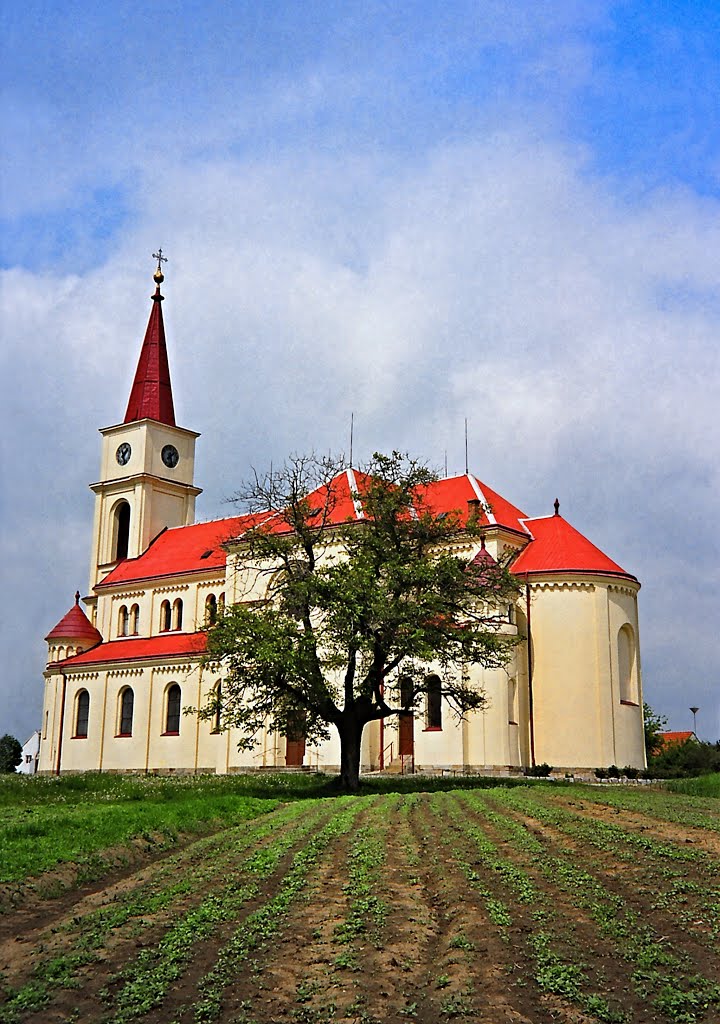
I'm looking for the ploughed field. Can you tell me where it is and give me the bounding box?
[1,783,719,1024]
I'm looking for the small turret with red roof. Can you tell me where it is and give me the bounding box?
[45,591,102,663]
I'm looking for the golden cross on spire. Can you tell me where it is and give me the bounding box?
[152,248,168,285]
[153,248,168,271]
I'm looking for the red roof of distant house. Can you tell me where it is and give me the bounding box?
[45,593,103,643]
[659,731,695,746]
[97,514,264,587]
[511,513,635,580]
[124,284,176,426]
[60,631,207,666]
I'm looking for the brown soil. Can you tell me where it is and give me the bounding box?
[1,792,719,1024]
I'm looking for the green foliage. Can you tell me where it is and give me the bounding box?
[524,762,552,777]
[201,452,521,788]
[0,733,22,773]
[643,702,668,758]
[648,738,720,778]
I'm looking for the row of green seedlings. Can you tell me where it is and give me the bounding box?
[105,797,362,1024]
[289,802,395,1024]
[432,791,628,1023]
[0,798,325,1024]
[490,787,720,945]
[546,784,720,835]
[468,789,720,1023]
[400,795,485,1020]
[180,796,377,1024]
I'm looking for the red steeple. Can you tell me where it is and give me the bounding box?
[124,253,176,426]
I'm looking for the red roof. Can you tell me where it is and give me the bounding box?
[97,514,263,587]
[45,593,103,644]
[61,631,207,667]
[511,514,634,579]
[124,284,176,426]
[261,468,370,534]
[418,475,528,532]
[659,731,695,746]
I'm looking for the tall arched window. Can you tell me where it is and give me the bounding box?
[618,624,638,704]
[508,677,518,725]
[399,675,414,709]
[114,501,131,561]
[118,605,129,637]
[118,687,134,736]
[75,690,90,738]
[218,593,225,616]
[425,675,442,730]
[160,600,171,632]
[165,684,181,734]
[205,594,218,625]
[173,598,183,630]
[130,604,140,635]
[211,681,222,733]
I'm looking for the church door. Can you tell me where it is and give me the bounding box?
[398,712,414,757]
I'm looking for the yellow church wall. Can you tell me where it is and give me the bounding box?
[527,577,644,770]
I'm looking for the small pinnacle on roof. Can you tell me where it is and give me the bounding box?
[554,498,560,516]
[480,534,486,549]
[75,590,81,604]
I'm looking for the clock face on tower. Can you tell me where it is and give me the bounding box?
[116,442,132,466]
[162,444,180,469]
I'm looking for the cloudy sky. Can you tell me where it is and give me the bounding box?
[2,1,718,747]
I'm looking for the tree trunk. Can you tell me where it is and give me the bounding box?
[337,715,364,793]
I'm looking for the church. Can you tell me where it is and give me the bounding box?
[38,262,646,777]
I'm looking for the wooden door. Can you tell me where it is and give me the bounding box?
[285,736,306,766]
[398,712,414,756]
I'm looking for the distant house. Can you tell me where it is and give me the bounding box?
[658,730,697,748]
[18,730,41,774]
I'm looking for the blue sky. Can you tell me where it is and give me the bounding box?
[2,1,719,746]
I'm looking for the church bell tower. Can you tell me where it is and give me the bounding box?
[88,253,202,591]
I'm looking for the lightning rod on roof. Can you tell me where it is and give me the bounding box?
[349,412,354,468]
[464,418,469,475]
[444,449,448,479]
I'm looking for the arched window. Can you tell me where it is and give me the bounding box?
[618,624,638,704]
[507,604,515,625]
[160,600,171,632]
[508,677,518,725]
[118,605,129,637]
[205,594,218,625]
[425,674,442,730]
[74,690,90,738]
[114,501,131,561]
[130,604,140,635]
[165,684,181,734]
[218,593,225,615]
[399,675,414,709]
[211,681,222,733]
[173,598,183,630]
[44,710,49,739]
[57,645,66,661]
[118,687,134,736]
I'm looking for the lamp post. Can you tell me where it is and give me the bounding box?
[690,706,699,736]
